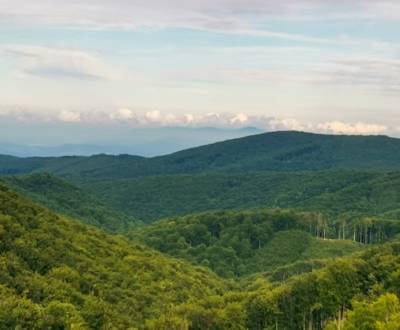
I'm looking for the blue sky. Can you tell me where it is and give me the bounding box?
[1,0,400,137]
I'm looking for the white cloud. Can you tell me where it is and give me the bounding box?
[268,118,309,131]
[110,108,135,120]
[144,110,162,123]
[0,108,395,137]
[142,111,216,126]
[184,114,195,123]
[58,110,81,122]
[317,121,387,135]
[1,45,118,80]
[230,113,248,124]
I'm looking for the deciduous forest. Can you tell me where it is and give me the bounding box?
[2,132,400,329]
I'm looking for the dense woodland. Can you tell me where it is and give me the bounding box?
[2,131,400,329]
[0,184,228,329]
[3,173,139,232]
[4,169,400,223]
[82,170,400,221]
[130,210,366,277]
[2,131,400,181]
[2,183,400,329]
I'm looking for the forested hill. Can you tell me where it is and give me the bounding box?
[3,178,400,328]
[153,131,400,174]
[84,170,400,222]
[1,131,400,181]
[1,173,139,232]
[130,209,365,278]
[0,183,227,328]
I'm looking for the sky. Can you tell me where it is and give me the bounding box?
[1,0,400,140]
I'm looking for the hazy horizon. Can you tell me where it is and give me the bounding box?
[0,125,264,157]
[2,127,400,158]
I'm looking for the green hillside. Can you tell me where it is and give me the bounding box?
[144,241,400,329]
[1,173,139,232]
[2,131,400,329]
[2,182,400,329]
[130,209,366,277]
[0,154,145,181]
[84,170,400,222]
[242,243,400,330]
[0,183,228,329]
[2,131,400,226]
[147,131,400,174]
[2,131,400,182]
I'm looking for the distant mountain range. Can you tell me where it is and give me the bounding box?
[2,130,400,223]
[0,126,263,157]
[1,131,400,180]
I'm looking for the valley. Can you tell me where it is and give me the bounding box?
[1,131,400,329]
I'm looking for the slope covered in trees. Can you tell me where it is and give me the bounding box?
[2,131,400,182]
[242,242,400,330]
[3,168,400,226]
[130,209,368,277]
[0,184,227,329]
[2,131,400,329]
[84,170,400,222]
[125,240,400,329]
[2,182,400,329]
[1,173,139,232]
[151,241,400,329]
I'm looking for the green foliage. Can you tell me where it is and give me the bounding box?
[2,173,139,232]
[2,131,400,182]
[130,209,364,277]
[326,294,400,330]
[2,182,400,329]
[0,184,227,329]
[82,170,400,222]
[140,242,400,330]
[3,131,400,328]
[3,132,400,224]
[5,170,400,228]
[244,243,400,329]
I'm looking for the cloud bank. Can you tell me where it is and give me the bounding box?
[0,108,391,136]
[0,1,398,136]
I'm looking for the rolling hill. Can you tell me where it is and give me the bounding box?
[130,209,365,277]
[1,173,139,232]
[2,131,400,227]
[0,183,228,329]
[2,173,400,329]
[2,131,400,182]
[82,170,400,222]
